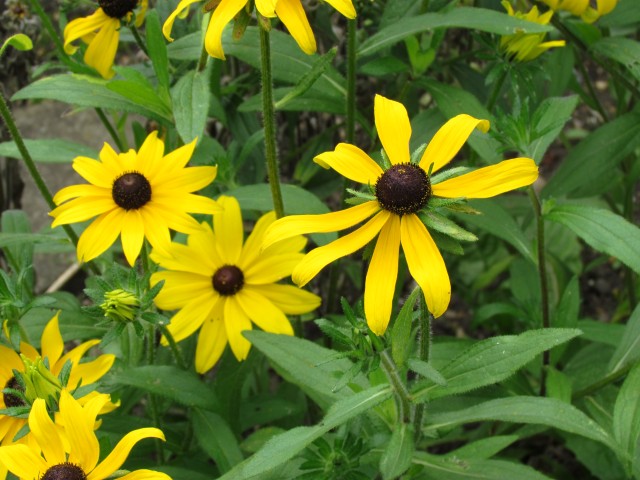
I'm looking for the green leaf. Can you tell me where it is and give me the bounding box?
[528,96,579,163]
[413,329,582,401]
[1,34,33,57]
[426,396,617,451]
[12,74,172,122]
[219,385,392,480]
[613,363,640,470]
[413,452,555,480]
[192,408,243,474]
[107,366,218,410]
[358,7,551,57]
[171,69,210,144]
[107,74,172,121]
[545,367,572,403]
[407,358,446,386]
[421,211,477,242]
[609,304,640,373]
[144,10,171,101]
[1,210,33,269]
[448,435,520,460]
[591,37,640,83]
[542,112,640,198]
[0,139,97,163]
[391,287,420,367]
[380,423,414,480]
[243,330,366,409]
[545,203,640,275]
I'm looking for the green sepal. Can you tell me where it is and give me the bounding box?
[419,211,478,242]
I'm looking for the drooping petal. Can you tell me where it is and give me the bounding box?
[418,114,490,174]
[76,209,124,263]
[60,391,100,472]
[323,0,356,18]
[162,0,202,41]
[275,0,316,55]
[0,445,46,479]
[432,157,538,199]
[223,297,252,361]
[121,210,145,266]
[195,318,228,373]
[292,210,390,287]
[236,288,294,335]
[84,17,120,79]
[88,428,165,480]
[67,355,115,389]
[29,399,65,465]
[262,201,380,248]
[597,0,616,15]
[255,0,277,17]
[400,214,450,317]
[40,312,64,367]
[243,283,321,314]
[205,0,248,59]
[214,196,244,264]
[117,469,173,480]
[374,95,412,165]
[364,215,400,335]
[314,143,384,185]
[63,8,110,54]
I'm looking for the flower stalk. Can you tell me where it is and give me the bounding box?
[412,295,432,442]
[380,349,412,423]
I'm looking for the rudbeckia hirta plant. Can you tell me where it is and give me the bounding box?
[501,1,565,62]
[63,0,147,78]
[162,0,356,59]
[150,195,321,373]
[540,0,617,22]
[0,312,115,448]
[263,95,539,335]
[0,390,169,480]
[50,131,221,266]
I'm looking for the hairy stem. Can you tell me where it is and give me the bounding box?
[381,349,412,423]
[412,295,432,442]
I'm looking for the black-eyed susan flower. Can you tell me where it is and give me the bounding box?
[0,312,115,448]
[63,0,147,78]
[50,131,221,266]
[150,195,321,373]
[162,0,356,59]
[0,390,169,480]
[540,0,616,22]
[263,95,539,336]
[501,1,565,62]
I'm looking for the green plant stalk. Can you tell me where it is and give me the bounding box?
[258,25,285,219]
[145,324,165,464]
[412,296,432,443]
[486,66,508,112]
[160,324,188,370]
[197,43,209,72]
[380,349,412,423]
[130,25,149,57]
[529,187,550,396]
[346,18,357,144]
[95,108,126,151]
[573,46,609,122]
[573,363,632,399]
[0,90,81,247]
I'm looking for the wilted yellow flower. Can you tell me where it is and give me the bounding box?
[540,0,617,23]
[501,1,565,62]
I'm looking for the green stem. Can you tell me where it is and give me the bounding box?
[160,324,188,370]
[528,187,550,396]
[573,46,609,121]
[0,90,82,248]
[412,295,432,443]
[380,349,412,423]
[573,364,632,399]
[130,25,149,57]
[197,43,209,72]
[486,66,508,112]
[145,325,165,464]
[258,24,285,219]
[95,108,125,151]
[346,18,357,144]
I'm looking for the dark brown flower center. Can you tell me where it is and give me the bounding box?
[212,265,244,296]
[3,376,25,408]
[98,0,137,18]
[112,172,152,210]
[40,462,87,480]
[375,163,431,216]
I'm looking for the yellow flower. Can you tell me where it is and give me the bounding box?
[540,0,617,22]
[162,0,356,59]
[0,313,115,448]
[501,1,565,62]
[0,390,169,480]
[50,131,221,266]
[263,95,539,335]
[150,196,321,373]
[63,0,148,78]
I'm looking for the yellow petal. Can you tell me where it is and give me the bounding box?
[205,0,248,59]
[0,345,22,379]
[0,445,46,478]
[53,184,111,204]
[73,156,115,188]
[40,312,63,367]
[374,94,411,165]
[136,131,165,179]
[262,201,380,248]
[292,210,390,286]
[156,165,219,192]
[432,157,538,199]
[118,470,173,480]
[84,17,120,79]
[400,214,450,317]
[60,391,100,472]
[153,193,221,215]
[418,114,490,174]
[242,252,305,284]
[236,289,294,335]
[77,209,124,263]
[223,297,252,361]
[50,197,116,226]
[195,318,227,373]
[214,196,244,264]
[88,428,165,480]
[314,143,384,185]
[323,0,356,18]
[161,293,218,343]
[63,8,109,53]
[142,203,202,235]
[139,207,172,253]
[151,241,216,277]
[275,0,317,55]
[67,354,115,388]
[364,215,400,335]
[29,398,65,465]
[251,283,321,314]
[162,0,202,41]
[240,210,276,267]
[120,210,145,266]
[597,0,616,15]
[152,271,213,310]
[255,0,277,17]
